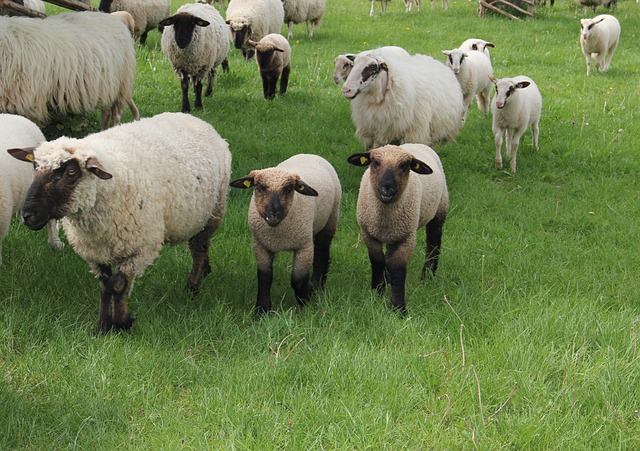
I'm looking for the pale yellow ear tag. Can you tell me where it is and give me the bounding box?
[299,185,304,191]
[26,153,34,162]
[414,163,421,170]
[243,180,252,188]
[360,156,368,165]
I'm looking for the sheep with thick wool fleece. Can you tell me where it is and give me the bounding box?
[99,0,171,46]
[9,113,231,333]
[0,114,62,269]
[161,2,230,113]
[459,38,495,58]
[282,0,326,40]
[333,46,410,85]
[230,154,341,316]
[347,144,448,316]
[0,12,139,131]
[490,75,542,174]
[249,33,291,100]
[342,49,464,150]
[442,48,493,122]
[225,0,284,59]
[580,14,620,75]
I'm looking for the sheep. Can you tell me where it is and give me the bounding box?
[225,0,284,60]
[441,48,494,122]
[8,112,232,333]
[430,0,449,10]
[403,0,420,12]
[333,46,411,85]
[0,12,140,131]
[369,0,390,16]
[1,114,62,269]
[576,0,616,13]
[98,0,171,46]
[282,0,326,40]
[230,154,341,316]
[160,2,230,113]
[459,38,495,58]
[341,48,464,150]
[248,33,291,100]
[489,75,542,174]
[580,14,620,75]
[347,144,448,316]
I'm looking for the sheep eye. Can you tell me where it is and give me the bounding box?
[371,159,380,170]
[282,185,293,195]
[400,162,410,173]
[255,183,266,194]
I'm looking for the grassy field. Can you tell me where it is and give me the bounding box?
[1,0,639,448]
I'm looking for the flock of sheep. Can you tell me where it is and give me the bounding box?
[0,0,624,332]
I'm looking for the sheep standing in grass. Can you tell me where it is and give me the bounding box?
[442,48,493,122]
[459,38,495,58]
[248,34,291,100]
[342,48,464,150]
[161,2,230,113]
[490,75,542,174]
[282,0,325,40]
[99,0,171,46]
[8,113,232,333]
[230,154,341,316]
[225,0,284,59]
[369,0,390,16]
[403,0,420,12]
[333,46,410,85]
[580,14,620,75]
[347,144,448,316]
[1,114,62,269]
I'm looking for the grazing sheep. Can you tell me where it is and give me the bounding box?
[441,48,493,121]
[282,0,325,39]
[225,0,284,59]
[230,154,341,316]
[8,113,232,333]
[0,12,140,130]
[248,34,291,100]
[99,0,171,46]
[347,144,448,316]
[369,0,390,16]
[161,2,230,113]
[333,46,411,85]
[403,0,420,12]
[1,114,62,269]
[580,14,620,75]
[459,38,495,58]
[490,75,542,174]
[576,0,616,13]
[342,48,464,150]
[111,11,136,36]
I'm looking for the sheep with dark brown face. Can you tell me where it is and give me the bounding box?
[230,154,341,316]
[248,34,291,100]
[347,144,448,316]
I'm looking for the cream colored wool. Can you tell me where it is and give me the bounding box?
[225,0,284,50]
[101,0,170,43]
[282,0,326,39]
[580,14,620,75]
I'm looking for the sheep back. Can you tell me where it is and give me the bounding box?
[100,0,171,41]
[226,0,285,47]
[283,0,325,24]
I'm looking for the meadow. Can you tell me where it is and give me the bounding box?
[1,0,639,448]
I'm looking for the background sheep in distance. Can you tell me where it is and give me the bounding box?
[459,38,495,58]
[248,33,291,100]
[580,14,620,75]
[225,0,284,59]
[282,0,326,40]
[99,0,171,46]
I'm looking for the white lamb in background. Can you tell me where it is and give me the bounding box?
[282,0,326,40]
[459,38,495,58]
[99,0,171,46]
[580,14,620,75]
[225,0,284,59]
[490,75,542,174]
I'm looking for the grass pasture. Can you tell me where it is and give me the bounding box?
[1,0,640,448]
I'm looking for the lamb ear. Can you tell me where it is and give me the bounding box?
[515,81,531,89]
[273,47,285,53]
[230,176,255,189]
[294,180,318,197]
[410,158,433,175]
[7,146,37,163]
[347,152,371,167]
[248,40,258,48]
[345,54,357,62]
[488,75,498,84]
[484,42,496,49]
[159,16,175,27]
[441,50,451,56]
[86,157,112,180]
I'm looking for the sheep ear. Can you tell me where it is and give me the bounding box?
[274,47,285,53]
[515,81,530,89]
[484,42,495,49]
[195,18,210,27]
[295,181,318,197]
[86,157,112,180]
[230,176,255,189]
[410,158,433,175]
[441,50,451,56]
[488,75,498,84]
[347,152,371,167]
[7,146,36,163]
[345,54,357,62]
[159,16,175,27]
[248,40,258,48]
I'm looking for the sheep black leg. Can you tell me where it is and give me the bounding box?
[311,228,333,290]
[204,70,213,97]
[221,58,229,73]
[110,270,133,330]
[194,79,204,109]
[255,251,274,317]
[364,236,386,294]
[261,73,276,100]
[423,214,445,279]
[187,221,215,294]
[96,264,113,334]
[291,273,311,306]
[139,31,148,46]
[180,71,191,113]
[279,65,290,97]
[387,263,408,317]
[292,246,313,306]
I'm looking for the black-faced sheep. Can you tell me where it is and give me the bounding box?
[248,34,291,100]
[347,144,448,316]
[8,113,232,333]
[230,154,341,316]
[225,0,284,60]
[99,0,171,46]
[282,0,326,40]
[580,14,620,75]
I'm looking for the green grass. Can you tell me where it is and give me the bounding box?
[2,0,640,448]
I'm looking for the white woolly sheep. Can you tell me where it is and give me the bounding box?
[441,48,494,122]
[8,113,232,333]
[0,12,140,131]
[99,0,171,46]
[248,33,291,100]
[225,0,284,59]
[489,75,542,174]
[230,154,341,316]
[342,48,464,150]
[580,14,620,75]
[333,46,410,85]
[282,0,325,39]
[111,11,135,37]
[1,114,62,269]
[161,2,230,113]
[369,0,390,16]
[347,143,448,316]
[459,38,495,58]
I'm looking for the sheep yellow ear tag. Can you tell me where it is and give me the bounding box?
[360,156,368,165]
[26,153,34,162]
[243,180,252,188]
[414,163,421,170]
[299,185,304,191]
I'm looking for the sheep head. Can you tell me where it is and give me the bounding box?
[333,54,356,84]
[580,17,605,43]
[98,0,114,13]
[489,76,530,109]
[160,13,211,50]
[226,19,251,50]
[248,40,285,71]
[442,49,467,75]
[342,55,389,101]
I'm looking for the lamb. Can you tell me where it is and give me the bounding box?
[99,0,171,46]
[248,33,291,100]
[580,14,620,75]
[333,46,411,85]
[489,75,542,174]
[230,154,341,316]
[225,0,284,59]
[0,12,140,131]
[441,48,494,122]
[1,114,62,269]
[347,144,448,316]
[341,48,464,150]
[282,0,326,40]
[160,2,230,113]
[8,113,232,333]
[459,38,495,58]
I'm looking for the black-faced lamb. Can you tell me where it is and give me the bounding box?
[489,75,542,174]
[0,11,140,130]
[161,2,230,113]
[99,0,171,46]
[282,0,326,39]
[248,34,291,100]
[347,144,448,316]
[341,48,464,150]
[8,113,232,333]
[230,154,341,316]
[1,114,62,269]
[580,14,620,75]
[225,0,284,59]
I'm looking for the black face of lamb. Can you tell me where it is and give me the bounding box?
[98,0,113,12]
[262,190,287,226]
[377,167,400,204]
[171,15,200,49]
[233,28,248,50]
